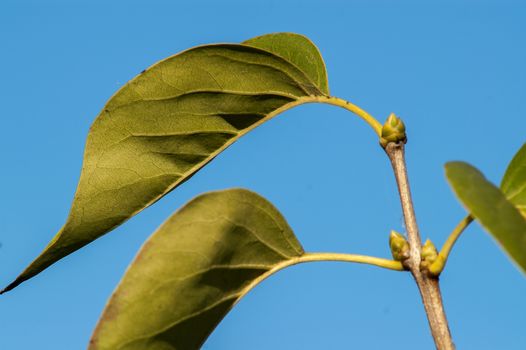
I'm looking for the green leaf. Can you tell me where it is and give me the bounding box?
[89,189,304,350]
[244,32,329,94]
[445,161,526,273]
[500,143,526,217]
[2,34,327,293]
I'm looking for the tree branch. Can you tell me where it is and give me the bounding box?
[385,142,455,350]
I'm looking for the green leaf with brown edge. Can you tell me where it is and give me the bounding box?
[89,188,305,350]
[445,161,526,273]
[244,32,329,94]
[501,142,526,218]
[2,34,328,294]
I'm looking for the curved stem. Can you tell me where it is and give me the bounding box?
[429,214,474,275]
[302,96,382,136]
[294,252,404,270]
[264,253,405,279]
[242,252,404,304]
[440,214,474,261]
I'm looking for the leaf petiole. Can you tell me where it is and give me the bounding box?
[300,252,404,270]
[263,252,405,277]
[304,96,382,136]
[428,214,474,276]
[242,252,405,306]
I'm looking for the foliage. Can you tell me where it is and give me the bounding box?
[2,33,525,349]
[446,143,526,272]
[90,189,304,350]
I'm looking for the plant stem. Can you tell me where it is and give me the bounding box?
[428,214,474,275]
[308,96,383,136]
[384,142,454,350]
[295,252,404,271]
[241,252,404,315]
[439,215,474,264]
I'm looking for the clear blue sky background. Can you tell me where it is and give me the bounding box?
[1,0,525,349]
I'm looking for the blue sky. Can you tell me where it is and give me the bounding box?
[1,0,525,349]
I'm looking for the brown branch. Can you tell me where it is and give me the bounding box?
[385,142,454,350]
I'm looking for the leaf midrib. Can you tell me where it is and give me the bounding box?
[85,97,320,238]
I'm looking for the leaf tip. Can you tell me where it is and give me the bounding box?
[0,280,18,295]
[444,161,474,179]
[0,257,51,295]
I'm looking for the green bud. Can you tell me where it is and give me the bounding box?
[389,230,410,261]
[420,239,439,273]
[380,113,407,148]
[428,255,446,277]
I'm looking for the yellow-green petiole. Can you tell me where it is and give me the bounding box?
[423,215,474,276]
